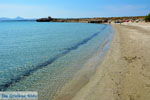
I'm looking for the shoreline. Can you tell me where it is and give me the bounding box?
[53,22,150,100]
[53,25,114,100]
[36,16,145,24]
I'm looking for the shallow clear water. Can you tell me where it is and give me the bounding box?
[0,21,114,100]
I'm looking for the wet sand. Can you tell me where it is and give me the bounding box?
[54,23,150,100]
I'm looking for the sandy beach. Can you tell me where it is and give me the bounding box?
[1,0,150,100]
[54,23,150,100]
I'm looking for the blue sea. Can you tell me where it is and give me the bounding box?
[0,21,114,100]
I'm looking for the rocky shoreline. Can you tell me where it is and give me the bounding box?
[36,16,145,23]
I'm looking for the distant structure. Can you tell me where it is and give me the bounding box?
[36,16,53,22]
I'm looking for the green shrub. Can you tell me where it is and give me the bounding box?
[145,13,150,22]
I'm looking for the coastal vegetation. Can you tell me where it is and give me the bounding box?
[36,16,145,23]
[145,13,150,22]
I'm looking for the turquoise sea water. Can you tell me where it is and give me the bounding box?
[0,21,114,99]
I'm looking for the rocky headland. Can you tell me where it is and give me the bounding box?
[36,16,145,23]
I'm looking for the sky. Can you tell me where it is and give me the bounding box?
[0,0,149,18]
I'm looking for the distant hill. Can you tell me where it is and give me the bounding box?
[14,16,25,20]
[0,17,11,20]
[0,17,36,21]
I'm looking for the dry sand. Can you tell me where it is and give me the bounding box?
[54,23,150,100]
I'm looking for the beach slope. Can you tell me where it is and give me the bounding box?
[54,23,150,100]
